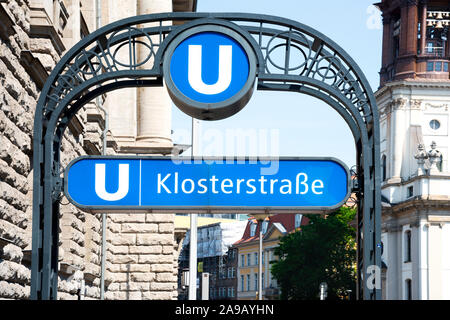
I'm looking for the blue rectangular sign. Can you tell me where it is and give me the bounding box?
[64,156,350,213]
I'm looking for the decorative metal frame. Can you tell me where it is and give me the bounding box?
[31,12,381,300]
[63,156,351,213]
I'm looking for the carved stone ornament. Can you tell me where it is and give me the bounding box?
[410,99,422,109]
[424,103,449,111]
[427,141,442,174]
[391,98,408,110]
[414,143,428,175]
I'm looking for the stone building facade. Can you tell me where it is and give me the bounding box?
[0,0,195,300]
[375,0,450,300]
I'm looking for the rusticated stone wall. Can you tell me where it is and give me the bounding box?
[0,0,38,300]
[105,213,177,300]
[0,0,182,300]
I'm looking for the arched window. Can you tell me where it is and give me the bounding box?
[382,155,387,181]
[404,230,411,263]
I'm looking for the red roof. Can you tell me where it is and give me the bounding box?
[233,214,309,246]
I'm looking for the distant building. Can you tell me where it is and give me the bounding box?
[177,220,247,300]
[233,214,308,300]
[375,0,450,300]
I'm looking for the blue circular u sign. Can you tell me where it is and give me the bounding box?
[163,25,257,120]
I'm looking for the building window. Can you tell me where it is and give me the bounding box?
[435,62,442,72]
[404,230,412,263]
[241,254,245,267]
[407,186,414,198]
[262,251,265,265]
[295,214,303,228]
[382,155,387,181]
[261,220,268,234]
[405,279,412,300]
[444,62,449,72]
[254,252,258,266]
[427,61,434,71]
[227,267,232,278]
[429,119,440,130]
[247,253,251,266]
[250,221,258,237]
[241,275,244,291]
[231,267,236,278]
[254,273,258,291]
[246,275,250,291]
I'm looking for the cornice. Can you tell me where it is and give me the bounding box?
[375,80,450,99]
[382,197,450,216]
[382,173,450,189]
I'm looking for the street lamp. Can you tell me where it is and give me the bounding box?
[319,282,328,300]
[189,117,200,300]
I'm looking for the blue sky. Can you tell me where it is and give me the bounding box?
[171,0,382,169]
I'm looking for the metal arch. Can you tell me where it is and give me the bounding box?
[31,12,381,300]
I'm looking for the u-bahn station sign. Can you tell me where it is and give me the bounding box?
[64,157,350,213]
[64,24,350,214]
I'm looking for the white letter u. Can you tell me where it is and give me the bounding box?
[188,45,232,95]
[95,163,129,201]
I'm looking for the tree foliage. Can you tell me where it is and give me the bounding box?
[271,207,357,300]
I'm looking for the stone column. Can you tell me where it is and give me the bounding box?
[420,3,427,55]
[380,13,392,85]
[396,2,418,80]
[136,0,173,153]
[405,3,419,56]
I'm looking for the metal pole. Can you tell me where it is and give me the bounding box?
[98,105,108,301]
[188,213,197,300]
[259,223,263,300]
[188,117,199,300]
[99,103,108,301]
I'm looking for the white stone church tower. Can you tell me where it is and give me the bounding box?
[376,0,450,300]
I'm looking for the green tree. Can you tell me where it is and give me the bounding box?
[271,207,357,300]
